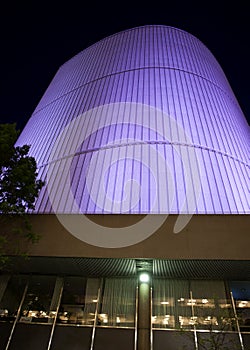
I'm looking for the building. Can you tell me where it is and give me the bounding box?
[0,25,249,350]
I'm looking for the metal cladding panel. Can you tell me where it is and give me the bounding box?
[16,25,249,214]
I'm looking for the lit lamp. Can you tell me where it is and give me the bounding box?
[139,272,150,283]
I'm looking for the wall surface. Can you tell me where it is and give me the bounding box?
[11,214,250,260]
[16,25,250,215]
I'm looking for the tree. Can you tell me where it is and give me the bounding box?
[179,324,242,350]
[177,302,242,350]
[0,123,44,263]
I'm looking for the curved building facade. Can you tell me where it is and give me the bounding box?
[16,25,249,214]
[2,26,249,350]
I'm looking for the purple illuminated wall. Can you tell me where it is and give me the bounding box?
[16,25,249,214]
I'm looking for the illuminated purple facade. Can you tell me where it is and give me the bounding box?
[16,25,249,214]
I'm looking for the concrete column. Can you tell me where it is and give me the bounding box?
[137,280,151,350]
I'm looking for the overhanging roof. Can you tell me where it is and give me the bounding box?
[4,256,250,280]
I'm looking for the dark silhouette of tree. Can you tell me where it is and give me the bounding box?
[0,123,44,264]
[178,303,242,350]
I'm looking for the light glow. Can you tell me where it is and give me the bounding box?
[139,273,150,283]
[202,299,209,304]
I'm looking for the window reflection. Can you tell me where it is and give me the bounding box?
[190,280,234,331]
[152,280,191,329]
[152,279,236,331]
[0,275,28,322]
[97,278,136,327]
[20,275,56,323]
[230,281,250,332]
[57,277,100,325]
[236,300,250,331]
[1,274,248,335]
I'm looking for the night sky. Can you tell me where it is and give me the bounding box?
[0,1,249,131]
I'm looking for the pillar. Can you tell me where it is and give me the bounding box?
[137,274,151,350]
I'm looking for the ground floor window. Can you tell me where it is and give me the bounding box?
[230,281,250,332]
[0,274,249,349]
[152,279,238,331]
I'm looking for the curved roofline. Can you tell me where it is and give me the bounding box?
[59,24,210,70]
[87,24,199,46]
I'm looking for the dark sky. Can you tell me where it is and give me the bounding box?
[0,1,249,131]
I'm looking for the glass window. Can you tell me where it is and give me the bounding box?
[19,275,56,323]
[152,279,191,329]
[98,278,136,328]
[152,279,235,331]
[58,277,100,326]
[190,280,234,331]
[230,281,250,332]
[0,275,28,321]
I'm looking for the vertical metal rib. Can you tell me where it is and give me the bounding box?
[90,279,102,350]
[134,284,139,350]
[230,291,245,350]
[5,282,28,350]
[47,277,64,350]
[150,286,153,350]
[190,290,198,350]
[15,25,249,215]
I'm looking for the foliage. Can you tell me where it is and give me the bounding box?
[0,123,44,263]
[177,304,242,350]
[179,327,242,350]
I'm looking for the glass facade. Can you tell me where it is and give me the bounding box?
[0,274,249,349]
[230,281,250,332]
[20,275,56,323]
[152,279,236,331]
[0,275,28,322]
[98,278,136,327]
[58,276,99,326]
